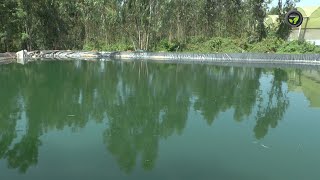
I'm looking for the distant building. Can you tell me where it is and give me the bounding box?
[265,15,280,28]
[265,6,320,45]
[287,70,320,108]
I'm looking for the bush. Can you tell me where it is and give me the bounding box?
[248,37,284,53]
[186,36,207,44]
[84,36,320,54]
[278,40,319,54]
[156,39,183,52]
[184,37,244,53]
[83,41,134,51]
[183,36,320,54]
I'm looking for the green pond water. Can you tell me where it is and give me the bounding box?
[1,60,320,180]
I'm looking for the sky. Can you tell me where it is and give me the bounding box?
[269,0,320,8]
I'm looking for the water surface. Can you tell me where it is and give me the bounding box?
[0,60,320,180]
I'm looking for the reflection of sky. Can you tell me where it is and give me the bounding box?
[269,0,320,8]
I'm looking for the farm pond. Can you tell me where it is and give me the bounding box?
[1,60,320,180]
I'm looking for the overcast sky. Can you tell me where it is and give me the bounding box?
[269,0,320,8]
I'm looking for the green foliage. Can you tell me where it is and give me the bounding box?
[268,6,280,15]
[278,40,320,54]
[21,33,29,41]
[155,39,183,52]
[1,0,318,54]
[182,36,320,54]
[0,0,271,52]
[248,37,284,53]
[274,0,297,40]
[184,37,248,53]
[83,41,134,51]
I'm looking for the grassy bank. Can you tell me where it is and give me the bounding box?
[181,36,320,54]
[83,36,320,54]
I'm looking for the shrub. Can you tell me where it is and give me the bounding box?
[278,40,319,54]
[156,39,183,52]
[83,41,133,51]
[184,37,244,53]
[248,37,284,53]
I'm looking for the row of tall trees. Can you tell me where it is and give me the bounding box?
[0,0,298,52]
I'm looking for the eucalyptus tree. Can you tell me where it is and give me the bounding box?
[249,0,268,40]
[0,0,293,52]
[276,0,300,39]
[0,0,22,51]
[118,0,169,50]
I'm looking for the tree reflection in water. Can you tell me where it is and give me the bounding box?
[254,69,290,139]
[0,61,293,173]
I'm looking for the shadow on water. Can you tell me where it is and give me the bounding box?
[0,60,318,174]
